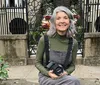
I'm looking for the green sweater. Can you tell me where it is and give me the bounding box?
[35,33,78,77]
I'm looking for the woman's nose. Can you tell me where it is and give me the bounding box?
[60,18,65,22]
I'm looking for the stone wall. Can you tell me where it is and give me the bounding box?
[0,35,28,65]
[83,33,100,66]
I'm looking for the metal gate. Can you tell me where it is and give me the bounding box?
[27,0,54,56]
[0,0,28,35]
[81,0,100,32]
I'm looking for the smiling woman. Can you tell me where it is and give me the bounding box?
[35,6,80,85]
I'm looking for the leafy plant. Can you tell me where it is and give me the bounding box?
[0,56,9,80]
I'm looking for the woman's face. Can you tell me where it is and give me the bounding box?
[55,11,70,32]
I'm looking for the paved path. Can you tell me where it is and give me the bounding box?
[8,65,100,85]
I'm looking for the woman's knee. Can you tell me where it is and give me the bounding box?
[66,76,80,84]
[73,77,80,84]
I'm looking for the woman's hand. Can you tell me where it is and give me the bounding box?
[48,70,59,79]
[60,71,68,77]
[48,70,68,79]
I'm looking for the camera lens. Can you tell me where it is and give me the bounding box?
[53,65,64,76]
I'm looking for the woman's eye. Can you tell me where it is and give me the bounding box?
[64,16,68,19]
[56,17,60,20]
[56,16,69,20]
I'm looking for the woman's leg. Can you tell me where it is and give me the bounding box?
[38,73,57,85]
[55,75,80,85]
[39,73,80,85]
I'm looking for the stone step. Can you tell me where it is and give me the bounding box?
[7,65,100,85]
[0,78,100,85]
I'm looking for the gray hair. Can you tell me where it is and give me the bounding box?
[47,6,77,37]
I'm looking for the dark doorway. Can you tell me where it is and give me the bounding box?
[9,18,28,34]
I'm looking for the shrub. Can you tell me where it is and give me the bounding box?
[0,56,9,80]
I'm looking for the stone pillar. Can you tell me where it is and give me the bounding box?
[0,35,28,65]
[83,33,100,66]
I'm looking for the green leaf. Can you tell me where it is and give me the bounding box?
[0,56,9,80]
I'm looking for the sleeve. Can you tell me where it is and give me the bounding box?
[35,36,49,76]
[65,38,78,75]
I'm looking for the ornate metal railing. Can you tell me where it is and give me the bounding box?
[0,0,28,35]
[27,0,54,56]
[82,0,100,32]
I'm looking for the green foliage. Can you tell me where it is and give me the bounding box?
[71,0,79,5]
[29,30,42,45]
[76,26,84,49]
[0,56,9,80]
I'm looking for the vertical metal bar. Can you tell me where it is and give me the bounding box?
[18,0,19,7]
[5,0,9,34]
[82,0,85,57]
[8,6,10,34]
[2,4,5,34]
[15,4,18,17]
[0,0,2,35]
[82,0,85,33]
[81,0,84,32]
[4,6,6,34]
[22,0,24,19]
[14,4,15,18]
[26,0,28,35]
[9,6,11,34]
[22,0,25,33]
[10,6,13,34]
[19,2,21,18]
[25,0,29,58]
[19,0,21,18]
[4,0,6,34]
[92,0,95,32]
[89,2,92,23]
[96,0,99,31]
[97,0,99,17]
[0,0,2,8]
[84,0,86,32]
[85,0,87,32]
[93,0,96,32]
[86,0,89,32]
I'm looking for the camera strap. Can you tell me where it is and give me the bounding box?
[44,34,49,66]
[63,37,73,69]
[43,34,73,69]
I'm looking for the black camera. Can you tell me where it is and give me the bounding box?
[46,61,64,76]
